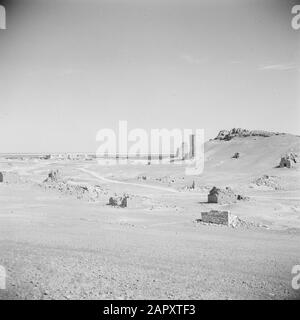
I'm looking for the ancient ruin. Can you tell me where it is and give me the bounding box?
[42,170,107,201]
[208,186,237,204]
[279,152,298,168]
[201,210,238,227]
[108,194,129,208]
[207,186,248,204]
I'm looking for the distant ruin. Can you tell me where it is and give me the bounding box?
[108,195,129,208]
[175,134,196,160]
[208,186,237,204]
[279,152,298,168]
[208,186,247,204]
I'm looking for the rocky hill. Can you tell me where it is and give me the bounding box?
[203,131,300,184]
[214,128,283,141]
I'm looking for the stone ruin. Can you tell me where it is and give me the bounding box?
[253,175,282,190]
[108,194,129,208]
[279,152,298,168]
[42,170,108,201]
[232,152,240,159]
[200,210,238,227]
[207,186,247,204]
[215,128,281,141]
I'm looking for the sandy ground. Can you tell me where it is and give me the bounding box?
[1,135,300,300]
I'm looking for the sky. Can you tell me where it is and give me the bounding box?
[0,0,299,153]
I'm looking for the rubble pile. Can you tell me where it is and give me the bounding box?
[252,175,282,190]
[42,170,108,201]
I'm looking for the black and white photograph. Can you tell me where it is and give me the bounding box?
[0,0,300,304]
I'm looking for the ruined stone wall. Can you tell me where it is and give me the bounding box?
[201,210,237,226]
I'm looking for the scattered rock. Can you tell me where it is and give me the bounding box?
[252,175,282,190]
[237,194,249,200]
[42,170,107,201]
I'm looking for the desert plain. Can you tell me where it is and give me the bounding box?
[0,131,300,300]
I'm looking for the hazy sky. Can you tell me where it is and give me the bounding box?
[0,0,299,152]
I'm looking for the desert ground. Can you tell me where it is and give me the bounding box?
[0,132,300,300]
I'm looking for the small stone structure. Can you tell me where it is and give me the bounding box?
[207,186,247,204]
[208,186,237,204]
[279,152,298,168]
[0,172,3,183]
[232,152,240,159]
[108,195,129,208]
[201,210,238,227]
